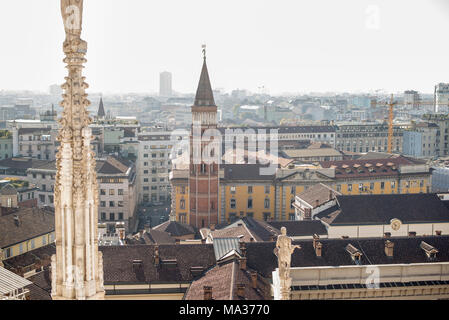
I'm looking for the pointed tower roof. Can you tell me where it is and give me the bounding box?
[98,97,106,118]
[194,56,216,108]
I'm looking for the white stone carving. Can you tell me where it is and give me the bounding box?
[52,0,104,300]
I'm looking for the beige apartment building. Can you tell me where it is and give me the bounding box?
[26,156,138,232]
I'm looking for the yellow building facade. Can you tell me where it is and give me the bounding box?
[170,157,432,224]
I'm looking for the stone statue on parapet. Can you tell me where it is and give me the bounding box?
[61,0,87,54]
[273,227,300,300]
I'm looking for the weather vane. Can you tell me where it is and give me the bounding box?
[202,44,206,60]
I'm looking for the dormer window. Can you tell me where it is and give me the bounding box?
[346,244,363,265]
[420,241,438,261]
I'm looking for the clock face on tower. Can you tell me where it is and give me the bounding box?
[390,218,402,231]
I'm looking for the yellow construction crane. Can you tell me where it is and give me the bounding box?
[387,94,397,154]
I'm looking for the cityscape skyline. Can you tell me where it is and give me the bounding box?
[1,0,449,95]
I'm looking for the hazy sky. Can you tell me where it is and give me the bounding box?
[1,0,449,95]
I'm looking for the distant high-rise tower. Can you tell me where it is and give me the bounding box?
[159,71,173,97]
[189,50,220,229]
[434,83,449,113]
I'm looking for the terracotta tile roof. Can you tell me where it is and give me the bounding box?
[3,244,55,270]
[100,244,216,284]
[319,156,424,179]
[0,207,55,249]
[143,229,176,245]
[26,269,52,300]
[267,221,328,237]
[296,183,340,208]
[0,158,51,171]
[184,260,270,300]
[153,221,196,237]
[209,226,254,243]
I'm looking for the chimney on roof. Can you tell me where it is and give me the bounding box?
[239,242,247,257]
[250,237,254,242]
[385,240,394,258]
[239,257,247,271]
[13,215,20,227]
[210,224,216,231]
[154,246,160,266]
[132,259,143,272]
[203,286,213,300]
[250,272,258,290]
[312,234,320,249]
[315,199,320,207]
[236,284,246,298]
[315,242,323,257]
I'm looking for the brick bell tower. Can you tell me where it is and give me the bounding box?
[189,47,220,229]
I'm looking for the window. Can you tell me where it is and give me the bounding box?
[291,186,296,195]
[118,189,124,195]
[370,182,374,190]
[289,213,295,221]
[230,199,236,209]
[336,185,341,192]
[19,243,23,254]
[264,198,270,209]
[31,239,35,249]
[5,248,12,258]
[109,213,115,221]
[263,212,271,221]
[358,183,363,191]
[101,212,106,220]
[42,184,46,191]
[391,181,396,189]
[230,186,236,194]
[39,195,46,203]
[109,189,115,196]
[118,201,124,207]
[109,201,115,207]
[247,198,253,209]
[248,186,253,194]
[380,182,385,189]
[100,189,106,195]
[180,199,186,210]
[348,184,353,192]
[118,212,124,220]
[42,235,47,246]
[265,186,270,194]
[100,201,106,207]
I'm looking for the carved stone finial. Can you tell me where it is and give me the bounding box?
[52,0,104,301]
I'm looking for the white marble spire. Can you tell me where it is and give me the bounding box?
[51,0,105,300]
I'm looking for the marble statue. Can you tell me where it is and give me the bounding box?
[274,227,300,300]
